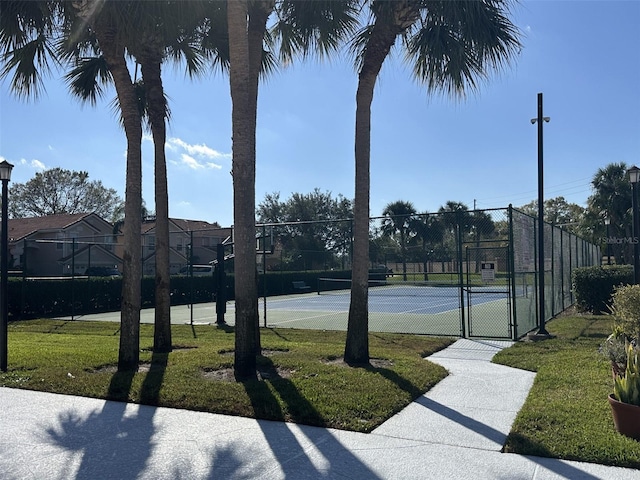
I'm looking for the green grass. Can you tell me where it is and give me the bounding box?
[493,314,640,469]
[0,320,454,432]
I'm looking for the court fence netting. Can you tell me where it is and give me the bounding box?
[7,206,600,339]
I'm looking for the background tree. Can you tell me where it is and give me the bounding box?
[257,189,353,270]
[518,196,585,233]
[381,200,418,281]
[584,162,632,264]
[9,168,123,219]
[410,213,444,280]
[345,0,521,365]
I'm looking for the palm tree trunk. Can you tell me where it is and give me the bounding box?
[346,36,392,366]
[345,2,419,365]
[401,229,407,281]
[228,0,258,381]
[139,56,172,354]
[93,18,143,372]
[247,0,274,354]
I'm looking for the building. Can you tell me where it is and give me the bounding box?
[8,213,120,276]
[135,216,231,276]
[8,213,232,277]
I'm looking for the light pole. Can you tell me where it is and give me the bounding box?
[531,93,550,336]
[604,217,611,266]
[0,159,14,372]
[628,166,640,284]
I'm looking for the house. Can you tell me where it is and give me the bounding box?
[130,216,231,276]
[8,213,121,276]
[8,213,232,278]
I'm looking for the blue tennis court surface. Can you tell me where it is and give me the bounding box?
[267,286,508,315]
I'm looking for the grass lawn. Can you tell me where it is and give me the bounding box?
[493,313,640,469]
[0,319,454,433]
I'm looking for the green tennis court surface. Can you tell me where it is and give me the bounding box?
[59,287,512,338]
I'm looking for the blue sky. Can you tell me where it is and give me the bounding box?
[1,0,639,227]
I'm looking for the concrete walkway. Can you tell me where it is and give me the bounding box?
[1,339,638,479]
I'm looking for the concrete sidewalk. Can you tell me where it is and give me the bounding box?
[1,339,638,479]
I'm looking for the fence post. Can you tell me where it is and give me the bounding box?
[508,205,518,340]
[457,222,466,338]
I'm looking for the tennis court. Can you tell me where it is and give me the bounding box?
[258,282,512,337]
[64,282,513,338]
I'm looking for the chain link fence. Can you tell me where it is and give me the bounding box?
[8,207,600,339]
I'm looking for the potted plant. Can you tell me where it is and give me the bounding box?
[608,344,640,440]
[605,284,640,440]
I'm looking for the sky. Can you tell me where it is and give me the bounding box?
[1,0,639,228]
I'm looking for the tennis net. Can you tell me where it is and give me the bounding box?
[317,277,466,298]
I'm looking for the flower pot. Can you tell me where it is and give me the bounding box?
[608,394,640,440]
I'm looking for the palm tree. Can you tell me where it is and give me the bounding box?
[412,213,443,281]
[381,200,418,281]
[126,2,208,355]
[65,2,216,355]
[227,0,358,381]
[587,162,631,264]
[75,1,145,371]
[345,1,521,365]
[1,0,146,371]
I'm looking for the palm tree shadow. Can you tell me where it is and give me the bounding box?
[240,355,382,479]
[43,360,165,479]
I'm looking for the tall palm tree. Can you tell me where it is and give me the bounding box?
[381,200,418,281]
[1,0,146,371]
[227,0,358,381]
[345,0,521,365]
[66,2,215,355]
[126,2,208,355]
[74,1,145,371]
[227,0,261,381]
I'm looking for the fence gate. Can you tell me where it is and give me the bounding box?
[463,242,512,339]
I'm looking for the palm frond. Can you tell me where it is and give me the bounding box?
[405,0,522,98]
[0,33,56,99]
[64,55,111,105]
[273,0,360,63]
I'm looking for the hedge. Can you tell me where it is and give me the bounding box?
[572,265,633,313]
[8,270,359,320]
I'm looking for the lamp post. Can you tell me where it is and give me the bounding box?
[531,93,550,336]
[0,159,14,372]
[628,166,640,284]
[604,217,611,265]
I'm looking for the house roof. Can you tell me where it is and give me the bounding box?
[140,217,225,234]
[57,243,122,264]
[7,213,103,243]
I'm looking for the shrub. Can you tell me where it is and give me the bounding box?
[572,265,633,313]
[610,284,640,341]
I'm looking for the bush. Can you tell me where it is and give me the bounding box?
[572,265,633,313]
[7,270,353,320]
[610,284,640,340]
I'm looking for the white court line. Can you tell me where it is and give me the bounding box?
[266,310,348,326]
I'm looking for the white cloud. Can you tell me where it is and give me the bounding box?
[180,153,222,170]
[166,137,231,160]
[18,158,46,171]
